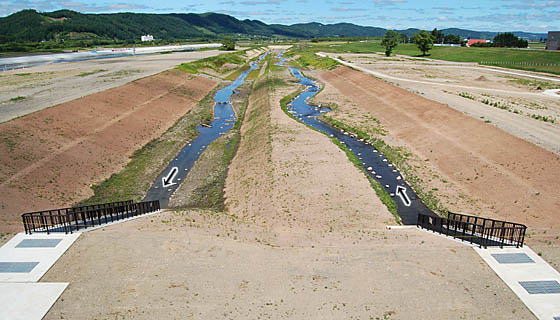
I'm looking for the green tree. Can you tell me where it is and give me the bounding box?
[412,30,435,56]
[398,33,408,43]
[443,34,461,44]
[221,38,236,51]
[381,30,399,57]
[431,28,444,44]
[493,33,528,48]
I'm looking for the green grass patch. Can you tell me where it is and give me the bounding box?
[509,78,560,90]
[77,69,107,77]
[9,96,26,102]
[225,63,251,81]
[177,51,246,74]
[246,67,261,81]
[224,53,264,81]
[459,92,475,100]
[100,69,142,78]
[530,114,556,123]
[286,48,339,70]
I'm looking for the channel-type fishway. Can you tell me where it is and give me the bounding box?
[144,53,268,207]
[287,66,436,224]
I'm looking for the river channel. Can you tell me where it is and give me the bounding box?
[287,66,435,224]
[144,53,268,207]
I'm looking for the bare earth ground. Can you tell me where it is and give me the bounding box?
[0,50,223,123]
[316,65,560,269]
[0,70,217,232]
[43,71,534,319]
[42,211,534,320]
[323,53,560,155]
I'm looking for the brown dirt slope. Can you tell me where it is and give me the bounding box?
[0,70,217,232]
[319,66,560,229]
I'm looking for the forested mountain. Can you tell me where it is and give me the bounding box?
[0,9,547,43]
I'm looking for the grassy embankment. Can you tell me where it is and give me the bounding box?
[303,40,560,75]
[177,51,246,75]
[177,47,264,80]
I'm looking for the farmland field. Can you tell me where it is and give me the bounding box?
[305,40,560,75]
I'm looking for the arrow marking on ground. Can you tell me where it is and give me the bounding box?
[162,167,179,188]
[396,185,411,207]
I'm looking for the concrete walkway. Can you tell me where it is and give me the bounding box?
[0,209,163,319]
[0,283,69,320]
[0,232,79,320]
[0,232,80,282]
[475,246,560,320]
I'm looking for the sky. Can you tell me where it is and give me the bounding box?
[1,0,559,33]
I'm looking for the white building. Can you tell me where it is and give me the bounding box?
[141,34,154,42]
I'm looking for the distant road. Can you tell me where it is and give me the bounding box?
[0,43,222,71]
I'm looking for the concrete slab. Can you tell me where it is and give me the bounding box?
[0,262,39,272]
[0,282,68,320]
[492,253,535,264]
[0,232,80,282]
[476,246,560,320]
[16,239,62,248]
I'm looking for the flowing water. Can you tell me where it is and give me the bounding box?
[144,53,268,207]
[287,66,436,224]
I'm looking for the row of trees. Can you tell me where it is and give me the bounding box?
[381,30,529,57]
[430,28,462,44]
[381,30,436,56]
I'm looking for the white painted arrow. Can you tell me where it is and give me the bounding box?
[162,167,179,188]
[396,185,411,207]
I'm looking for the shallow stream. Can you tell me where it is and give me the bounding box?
[144,53,268,207]
[287,66,435,224]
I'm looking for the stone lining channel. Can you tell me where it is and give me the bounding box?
[287,66,436,224]
[144,53,268,207]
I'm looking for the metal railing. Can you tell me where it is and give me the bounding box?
[22,200,160,234]
[417,211,526,248]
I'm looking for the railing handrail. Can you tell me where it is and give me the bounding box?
[22,200,160,234]
[417,212,526,248]
[448,211,527,228]
[21,200,134,217]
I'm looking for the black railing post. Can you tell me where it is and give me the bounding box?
[43,213,50,235]
[22,216,28,234]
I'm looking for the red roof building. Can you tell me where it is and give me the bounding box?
[467,39,489,47]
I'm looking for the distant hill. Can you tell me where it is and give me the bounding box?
[0,9,547,43]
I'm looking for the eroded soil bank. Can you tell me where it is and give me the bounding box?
[0,70,217,232]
